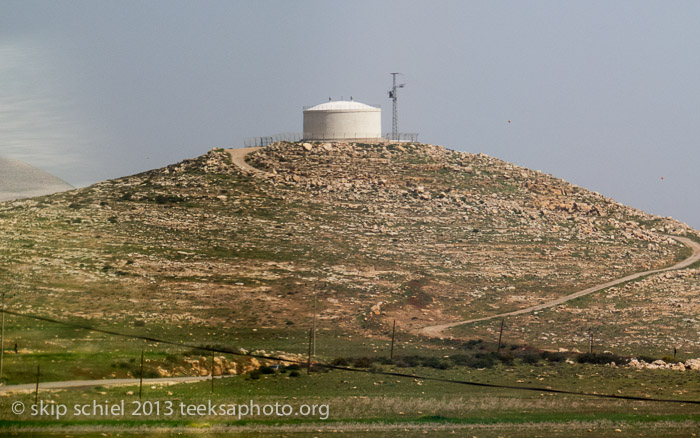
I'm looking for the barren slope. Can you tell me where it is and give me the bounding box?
[0,141,696,352]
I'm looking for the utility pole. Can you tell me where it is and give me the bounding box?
[388,73,405,141]
[312,288,317,356]
[211,351,215,393]
[307,327,313,375]
[497,319,505,353]
[35,364,40,405]
[139,350,144,399]
[390,320,396,360]
[0,291,5,385]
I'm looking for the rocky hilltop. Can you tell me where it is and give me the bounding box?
[0,141,696,353]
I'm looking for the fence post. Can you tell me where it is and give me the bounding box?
[312,290,317,356]
[307,327,313,375]
[390,320,396,360]
[34,364,40,405]
[0,291,5,384]
[211,352,215,393]
[139,350,144,399]
[497,319,505,353]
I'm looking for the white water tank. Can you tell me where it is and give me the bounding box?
[303,100,381,141]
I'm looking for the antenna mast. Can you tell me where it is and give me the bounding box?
[388,73,405,141]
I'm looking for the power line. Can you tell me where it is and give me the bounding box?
[3,308,700,405]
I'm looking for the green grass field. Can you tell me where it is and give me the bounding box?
[3,362,700,437]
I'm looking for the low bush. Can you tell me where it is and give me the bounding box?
[540,351,567,362]
[353,357,373,368]
[330,357,350,367]
[259,366,275,374]
[451,353,496,369]
[577,352,628,365]
[521,353,540,365]
[463,339,484,350]
[496,352,514,366]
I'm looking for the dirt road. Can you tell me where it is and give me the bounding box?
[0,375,226,393]
[419,235,700,338]
[225,147,268,175]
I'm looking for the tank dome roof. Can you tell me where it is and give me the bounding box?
[304,100,379,112]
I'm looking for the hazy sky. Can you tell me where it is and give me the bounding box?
[1,1,699,228]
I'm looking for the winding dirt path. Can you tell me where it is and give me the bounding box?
[225,147,271,176]
[419,235,700,338]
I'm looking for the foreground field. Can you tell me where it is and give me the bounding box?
[2,363,700,437]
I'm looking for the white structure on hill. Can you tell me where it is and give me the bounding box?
[303,100,381,141]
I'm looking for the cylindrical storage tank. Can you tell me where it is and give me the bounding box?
[303,101,381,141]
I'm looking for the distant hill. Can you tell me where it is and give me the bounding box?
[0,157,73,201]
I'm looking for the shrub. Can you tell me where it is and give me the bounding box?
[464,339,484,350]
[540,351,567,362]
[451,353,496,369]
[394,355,421,368]
[111,360,130,370]
[353,357,373,368]
[421,356,452,370]
[521,353,540,365]
[259,366,275,374]
[289,370,300,377]
[331,357,350,367]
[661,355,676,363]
[249,370,261,380]
[154,194,184,204]
[577,352,628,365]
[496,352,514,365]
[285,364,301,371]
[472,353,497,369]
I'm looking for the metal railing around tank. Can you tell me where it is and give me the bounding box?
[384,133,420,142]
[243,133,303,147]
[243,132,420,146]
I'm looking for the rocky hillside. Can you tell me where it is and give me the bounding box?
[0,141,696,350]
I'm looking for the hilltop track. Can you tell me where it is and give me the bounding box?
[419,235,700,338]
[226,147,267,176]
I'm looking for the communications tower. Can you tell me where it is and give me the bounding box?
[388,73,405,141]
